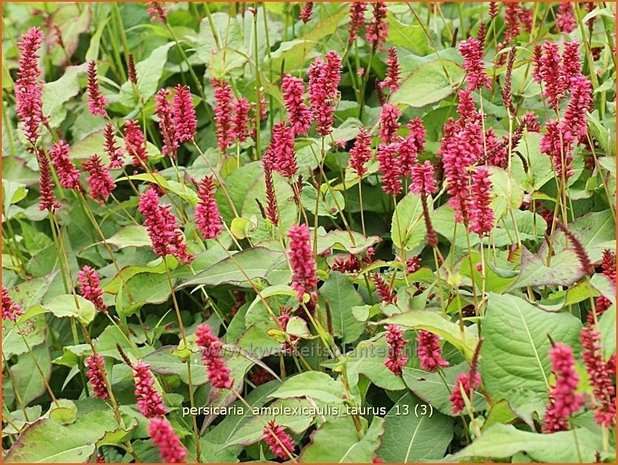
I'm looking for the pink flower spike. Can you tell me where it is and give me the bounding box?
[146,2,168,24]
[459,37,491,91]
[83,154,116,204]
[87,61,108,117]
[308,52,341,136]
[376,143,402,196]
[155,89,178,157]
[378,103,401,145]
[124,120,149,167]
[16,27,46,146]
[195,176,223,240]
[85,354,109,400]
[417,330,449,372]
[543,343,584,432]
[232,97,251,143]
[557,2,577,33]
[195,323,233,389]
[366,2,388,51]
[410,161,437,197]
[104,123,125,169]
[263,420,296,459]
[468,167,494,236]
[148,417,187,463]
[348,2,367,44]
[299,2,314,23]
[384,324,408,376]
[138,187,194,264]
[380,48,401,93]
[263,122,297,179]
[2,287,23,322]
[372,274,397,305]
[450,370,481,414]
[281,74,311,136]
[133,361,167,418]
[36,149,60,212]
[77,266,107,313]
[287,224,318,303]
[349,127,372,178]
[173,84,196,144]
[49,140,81,191]
[581,326,616,428]
[212,79,235,151]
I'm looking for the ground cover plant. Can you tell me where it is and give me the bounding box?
[1,1,616,463]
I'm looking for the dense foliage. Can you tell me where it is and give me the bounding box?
[2,2,616,463]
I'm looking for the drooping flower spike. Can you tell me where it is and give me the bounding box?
[148,417,187,463]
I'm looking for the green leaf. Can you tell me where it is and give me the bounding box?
[481,293,582,399]
[2,314,48,358]
[380,310,479,361]
[270,371,345,404]
[4,407,119,462]
[300,416,384,463]
[106,225,151,250]
[450,424,605,463]
[391,192,428,252]
[391,60,464,108]
[320,272,365,343]
[118,42,174,106]
[567,210,616,262]
[38,294,96,325]
[9,345,51,406]
[42,63,87,126]
[386,13,432,55]
[402,363,487,416]
[378,392,454,462]
[599,305,616,359]
[178,247,291,289]
[509,247,585,290]
[316,229,381,255]
[515,132,555,191]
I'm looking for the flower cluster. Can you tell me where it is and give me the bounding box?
[133,361,167,418]
[85,354,108,400]
[124,120,149,167]
[15,27,46,146]
[380,48,401,93]
[212,79,251,151]
[87,61,108,116]
[308,51,341,136]
[83,154,116,203]
[263,122,297,179]
[384,324,408,376]
[281,75,311,136]
[287,224,318,303]
[50,140,81,191]
[543,343,584,432]
[2,287,23,322]
[77,266,107,313]
[138,187,194,263]
[366,2,389,51]
[263,420,296,459]
[195,176,223,240]
[417,330,449,372]
[148,417,187,463]
[349,127,373,178]
[195,323,233,389]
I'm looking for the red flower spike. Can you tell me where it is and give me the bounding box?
[173,84,196,144]
[195,176,223,240]
[85,354,109,400]
[133,361,167,418]
[384,324,408,376]
[195,323,233,389]
[83,154,116,203]
[263,420,296,459]
[417,330,449,372]
[124,120,149,167]
[281,74,311,136]
[287,224,318,303]
[2,287,23,322]
[148,417,187,463]
[50,140,81,191]
[87,61,108,117]
[349,127,372,178]
[543,343,584,432]
[77,266,107,313]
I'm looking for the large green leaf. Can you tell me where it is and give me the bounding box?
[450,424,605,463]
[8,345,51,406]
[377,392,454,462]
[380,310,479,361]
[481,293,582,399]
[36,294,96,325]
[270,371,345,404]
[2,314,48,358]
[4,407,119,462]
[391,60,464,108]
[567,210,616,262]
[319,272,365,343]
[42,63,87,127]
[509,247,586,290]
[178,247,291,289]
[300,416,384,463]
